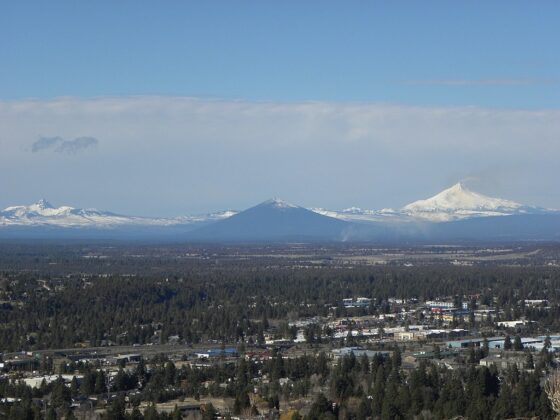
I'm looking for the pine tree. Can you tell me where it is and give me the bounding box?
[371,365,385,417]
[143,404,159,420]
[165,361,176,385]
[482,337,490,357]
[94,371,106,394]
[504,335,512,350]
[357,396,371,420]
[525,351,535,369]
[46,407,57,420]
[513,335,524,351]
[70,376,79,397]
[493,382,515,419]
[382,369,402,419]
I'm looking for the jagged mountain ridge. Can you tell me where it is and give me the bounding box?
[0,199,235,228]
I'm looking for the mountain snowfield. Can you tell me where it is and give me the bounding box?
[0,199,236,228]
[317,183,549,223]
[0,183,553,229]
[401,182,540,221]
[311,207,413,223]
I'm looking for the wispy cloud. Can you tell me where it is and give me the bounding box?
[402,78,557,86]
[31,136,98,154]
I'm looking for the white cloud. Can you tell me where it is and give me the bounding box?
[0,96,559,215]
[402,79,558,86]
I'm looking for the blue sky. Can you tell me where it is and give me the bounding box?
[2,1,558,107]
[1,2,559,215]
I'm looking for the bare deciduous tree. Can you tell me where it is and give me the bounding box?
[545,370,560,418]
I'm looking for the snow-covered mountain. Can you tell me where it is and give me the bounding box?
[311,183,551,223]
[0,184,554,240]
[401,182,547,221]
[0,199,236,228]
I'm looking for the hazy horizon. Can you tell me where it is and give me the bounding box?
[0,175,555,218]
[2,2,559,217]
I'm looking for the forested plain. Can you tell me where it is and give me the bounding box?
[2,262,560,350]
[1,243,560,419]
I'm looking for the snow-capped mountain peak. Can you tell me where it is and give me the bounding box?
[6,199,79,218]
[404,182,521,211]
[260,198,299,209]
[401,182,537,221]
[30,198,54,210]
[310,183,551,224]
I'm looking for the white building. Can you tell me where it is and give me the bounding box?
[343,297,372,308]
[425,300,455,309]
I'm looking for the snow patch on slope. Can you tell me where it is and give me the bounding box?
[0,200,237,228]
[260,198,299,209]
[311,207,409,224]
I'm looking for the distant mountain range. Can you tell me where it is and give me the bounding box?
[0,199,234,229]
[313,183,549,223]
[1,184,558,242]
